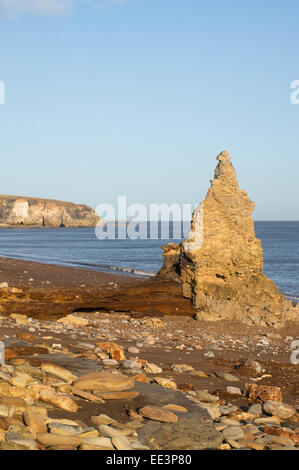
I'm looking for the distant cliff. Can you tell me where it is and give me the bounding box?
[0,195,100,227]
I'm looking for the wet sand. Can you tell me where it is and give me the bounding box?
[0,256,137,289]
[0,257,196,320]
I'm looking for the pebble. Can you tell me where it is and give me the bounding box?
[247,403,263,415]
[226,386,242,396]
[194,402,221,420]
[254,417,281,426]
[144,363,163,374]
[263,401,296,420]
[102,359,119,367]
[41,363,77,383]
[171,364,194,372]
[112,436,133,450]
[204,351,215,358]
[219,405,238,416]
[127,347,139,354]
[214,371,240,382]
[152,377,177,390]
[36,433,82,447]
[222,426,244,441]
[0,404,9,418]
[194,390,219,403]
[120,360,141,371]
[98,424,130,440]
[219,417,243,426]
[139,405,178,423]
[82,436,114,449]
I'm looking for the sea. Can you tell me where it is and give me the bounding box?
[0,221,298,303]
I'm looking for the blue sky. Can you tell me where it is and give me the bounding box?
[0,0,298,220]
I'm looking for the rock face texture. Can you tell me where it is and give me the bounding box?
[0,195,100,227]
[158,151,298,326]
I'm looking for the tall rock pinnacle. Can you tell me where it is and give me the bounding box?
[158,151,298,327]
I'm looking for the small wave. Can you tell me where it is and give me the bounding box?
[284,291,299,298]
[0,255,157,277]
[108,265,156,277]
[283,292,299,304]
[131,269,156,277]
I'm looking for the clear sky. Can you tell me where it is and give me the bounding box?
[0,0,298,220]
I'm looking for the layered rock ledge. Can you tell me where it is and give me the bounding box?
[158,151,299,327]
[0,195,100,228]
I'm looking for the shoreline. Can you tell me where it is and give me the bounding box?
[0,256,138,290]
[0,255,196,321]
[0,254,297,306]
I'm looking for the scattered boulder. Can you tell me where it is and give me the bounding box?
[23,411,47,435]
[96,342,125,361]
[214,371,240,382]
[171,364,194,373]
[152,377,177,390]
[144,363,163,374]
[34,386,78,413]
[222,426,244,441]
[73,371,135,392]
[41,363,77,383]
[58,315,89,327]
[263,401,296,420]
[10,314,30,325]
[244,384,282,402]
[263,427,299,444]
[139,405,178,423]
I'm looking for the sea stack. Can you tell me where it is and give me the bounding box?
[0,195,100,228]
[159,151,298,327]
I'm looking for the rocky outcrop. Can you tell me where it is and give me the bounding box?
[158,151,299,327]
[158,243,181,281]
[0,195,100,227]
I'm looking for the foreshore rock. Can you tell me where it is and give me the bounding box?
[158,151,299,327]
[0,310,298,451]
[0,195,100,228]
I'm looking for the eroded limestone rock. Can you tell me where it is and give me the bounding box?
[158,151,299,326]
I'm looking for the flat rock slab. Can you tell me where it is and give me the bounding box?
[138,413,222,450]
[139,405,178,423]
[41,363,77,382]
[22,353,102,377]
[134,382,210,417]
[94,391,139,400]
[73,371,135,392]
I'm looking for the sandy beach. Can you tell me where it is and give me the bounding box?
[0,256,137,289]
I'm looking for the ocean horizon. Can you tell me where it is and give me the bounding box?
[0,221,298,303]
